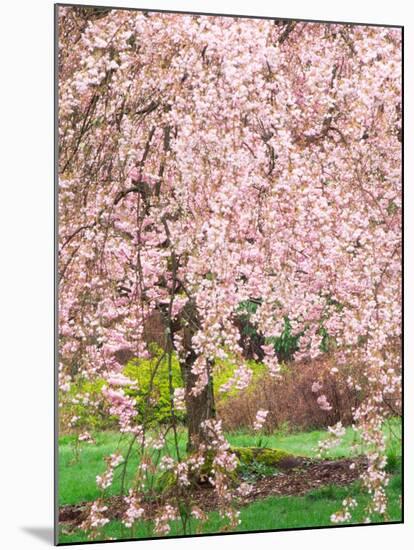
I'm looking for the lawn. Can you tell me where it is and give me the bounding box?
[59,471,402,543]
[58,419,402,543]
[59,420,402,544]
[58,419,401,506]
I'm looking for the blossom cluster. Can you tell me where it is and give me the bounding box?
[96,453,124,490]
[122,490,145,528]
[253,409,269,431]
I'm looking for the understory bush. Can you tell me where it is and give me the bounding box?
[123,345,186,425]
[59,377,116,434]
[218,354,394,432]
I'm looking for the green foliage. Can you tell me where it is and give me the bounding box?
[237,300,299,362]
[213,355,266,402]
[318,326,331,353]
[123,345,185,426]
[237,459,278,482]
[266,317,300,362]
[233,445,297,482]
[385,450,401,474]
[155,469,177,494]
[61,376,114,432]
[237,298,345,359]
[386,200,398,216]
[236,299,260,332]
[235,299,265,358]
[383,417,402,473]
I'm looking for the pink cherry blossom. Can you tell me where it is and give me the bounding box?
[253,409,269,431]
[317,395,333,411]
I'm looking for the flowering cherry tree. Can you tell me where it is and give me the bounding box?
[58,6,401,536]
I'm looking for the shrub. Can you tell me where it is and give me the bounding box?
[218,354,376,432]
[59,376,116,434]
[123,345,186,426]
[213,355,267,403]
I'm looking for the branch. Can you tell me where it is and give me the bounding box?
[114,182,153,205]
[278,22,297,44]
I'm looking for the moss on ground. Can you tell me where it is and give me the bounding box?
[232,446,301,469]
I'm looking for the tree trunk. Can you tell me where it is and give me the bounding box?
[177,301,216,452]
[183,352,215,452]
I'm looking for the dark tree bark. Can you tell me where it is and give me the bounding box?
[177,301,216,452]
[183,352,215,452]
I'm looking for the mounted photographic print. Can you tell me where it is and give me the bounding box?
[55,3,403,545]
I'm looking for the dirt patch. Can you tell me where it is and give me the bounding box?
[59,456,367,530]
[240,456,367,502]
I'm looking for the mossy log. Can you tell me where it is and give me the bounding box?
[232,446,303,470]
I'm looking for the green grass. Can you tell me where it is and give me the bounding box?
[59,469,402,543]
[227,428,356,458]
[59,418,401,506]
[228,419,401,459]
[59,430,188,506]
